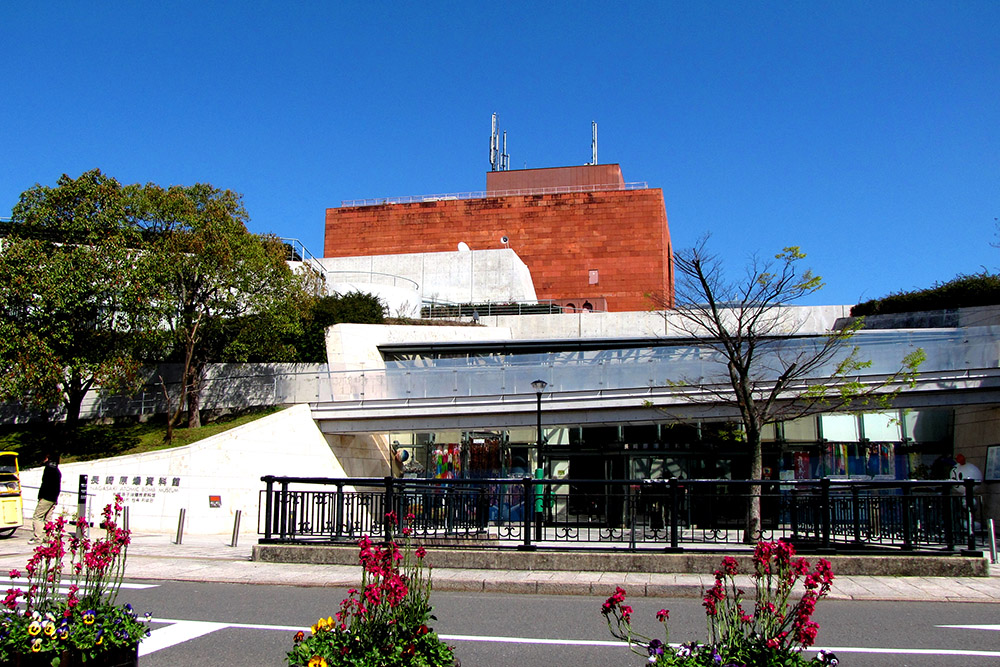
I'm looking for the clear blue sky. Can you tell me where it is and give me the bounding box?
[2,2,997,306]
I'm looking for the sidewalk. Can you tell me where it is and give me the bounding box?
[1,532,998,603]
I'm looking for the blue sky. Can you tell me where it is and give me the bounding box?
[2,2,997,306]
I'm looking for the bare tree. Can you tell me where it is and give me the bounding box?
[650,236,924,542]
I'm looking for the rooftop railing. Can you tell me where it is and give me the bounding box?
[341,182,650,207]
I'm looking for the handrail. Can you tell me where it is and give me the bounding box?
[341,182,650,207]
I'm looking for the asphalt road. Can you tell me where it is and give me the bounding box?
[112,580,1000,666]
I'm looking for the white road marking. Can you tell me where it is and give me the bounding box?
[438,634,633,647]
[814,646,1000,658]
[140,620,229,656]
[0,577,157,590]
[141,619,1000,659]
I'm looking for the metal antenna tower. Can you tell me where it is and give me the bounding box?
[490,113,510,171]
[490,113,499,171]
[590,121,598,165]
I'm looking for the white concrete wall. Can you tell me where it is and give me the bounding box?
[19,405,347,536]
[323,323,512,400]
[480,304,854,339]
[317,248,537,308]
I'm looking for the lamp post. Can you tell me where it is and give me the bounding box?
[530,379,547,543]
[531,379,548,454]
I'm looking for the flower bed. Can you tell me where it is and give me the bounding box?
[288,512,456,667]
[0,495,149,666]
[602,541,840,666]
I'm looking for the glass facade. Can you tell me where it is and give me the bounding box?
[387,408,953,482]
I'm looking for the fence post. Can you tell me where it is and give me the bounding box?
[383,476,396,543]
[963,478,981,555]
[820,477,831,551]
[279,480,289,540]
[789,487,800,540]
[942,482,955,551]
[668,478,680,552]
[335,482,344,540]
[262,477,274,541]
[518,476,535,551]
[627,482,636,551]
[850,485,862,546]
[901,484,913,550]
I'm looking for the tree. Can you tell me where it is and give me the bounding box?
[0,170,160,426]
[651,237,924,542]
[298,291,387,362]
[135,182,317,430]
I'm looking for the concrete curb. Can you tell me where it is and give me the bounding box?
[252,544,991,577]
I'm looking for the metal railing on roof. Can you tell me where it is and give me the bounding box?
[341,182,650,207]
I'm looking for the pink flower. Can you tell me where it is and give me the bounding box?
[656,609,669,622]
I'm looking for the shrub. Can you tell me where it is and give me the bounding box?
[602,541,839,666]
[287,514,455,667]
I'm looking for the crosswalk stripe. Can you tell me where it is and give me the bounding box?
[0,577,157,590]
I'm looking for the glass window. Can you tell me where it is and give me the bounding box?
[820,414,859,441]
[782,416,818,442]
[904,409,953,443]
[862,412,901,441]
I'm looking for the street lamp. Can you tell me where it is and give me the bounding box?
[531,379,548,452]
[530,379,548,543]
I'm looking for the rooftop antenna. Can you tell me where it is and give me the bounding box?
[501,130,509,171]
[590,121,598,165]
[490,113,510,171]
[490,113,498,171]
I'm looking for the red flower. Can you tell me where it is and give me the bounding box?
[656,609,669,622]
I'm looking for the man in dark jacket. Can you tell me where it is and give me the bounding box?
[30,453,61,544]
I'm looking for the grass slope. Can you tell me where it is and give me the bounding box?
[0,407,281,468]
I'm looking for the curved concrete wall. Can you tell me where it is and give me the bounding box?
[19,405,346,536]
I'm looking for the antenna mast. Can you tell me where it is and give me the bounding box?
[490,113,510,171]
[590,121,598,165]
[490,113,499,171]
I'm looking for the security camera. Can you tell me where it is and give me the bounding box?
[500,236,509,244]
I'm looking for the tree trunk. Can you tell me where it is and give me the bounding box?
[63,371,92,429]
[185,362,203,429]
[744,431,764,544]
[186,383,201,429]
[158,374,174,444]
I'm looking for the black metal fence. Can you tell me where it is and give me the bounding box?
[258,476,984,554]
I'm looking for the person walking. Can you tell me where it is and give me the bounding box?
[30,453,61,544]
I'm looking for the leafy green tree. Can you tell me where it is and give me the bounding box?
[0,170,159,426]
[298,291,387,362]
[651,237,924,541]
[135,182,317,430]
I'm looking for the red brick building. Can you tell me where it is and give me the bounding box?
[324,164,673,312]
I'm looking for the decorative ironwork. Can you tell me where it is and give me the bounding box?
[259,476,984,554]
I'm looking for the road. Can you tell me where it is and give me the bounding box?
[73,580,1000,665]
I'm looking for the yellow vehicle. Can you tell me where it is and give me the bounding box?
[0,452,22,537]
